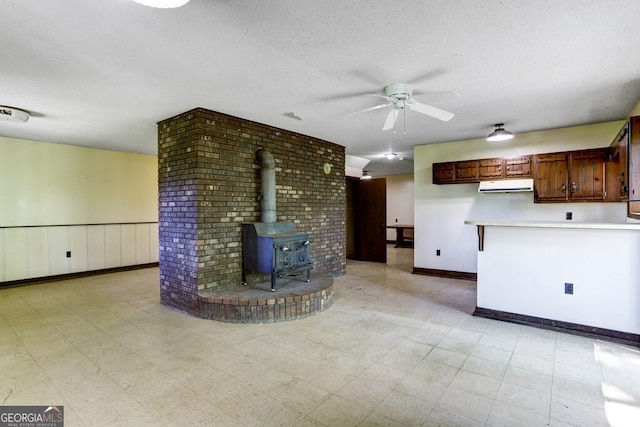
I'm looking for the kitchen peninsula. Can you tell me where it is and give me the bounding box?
[465,220,640,344]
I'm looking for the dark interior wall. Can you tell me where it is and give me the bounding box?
[158,108,346,314]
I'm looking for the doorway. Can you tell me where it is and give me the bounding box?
[346,176,387,263]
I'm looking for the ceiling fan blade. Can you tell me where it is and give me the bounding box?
[412,90,461,99]
[348,70,385,87]
[322,90,377,101]
[340,102,391,118]
[407,69,447,86]
[409,101,454,122]
[382,109,400,131]
[365,93,392,101]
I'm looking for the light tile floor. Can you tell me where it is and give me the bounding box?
[1,246,639,426]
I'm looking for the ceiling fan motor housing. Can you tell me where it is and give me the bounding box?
[385,83,413,100]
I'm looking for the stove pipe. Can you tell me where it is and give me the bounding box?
[256,148,276,223]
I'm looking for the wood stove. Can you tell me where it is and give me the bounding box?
[242,222,313,291]
[242,148,313,291]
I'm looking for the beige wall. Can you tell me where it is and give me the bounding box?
[0,137,158,282]
[0,136,157,226]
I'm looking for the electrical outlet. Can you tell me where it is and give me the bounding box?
[66,251,71,258]
[564,282,573,295]
[436,249,441,256]
[566,212,572,220]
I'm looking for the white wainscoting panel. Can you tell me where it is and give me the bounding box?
[87,225,106,272]
[68,226,88,273]
[135,223,151,264]
[5,228,28,281]
[48,226,70,276]
[0,223,158,283]
[104,224,122,268]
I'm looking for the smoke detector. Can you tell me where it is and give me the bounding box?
[0,106,30,123]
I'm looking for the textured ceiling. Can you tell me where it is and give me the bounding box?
[2,0,640,175]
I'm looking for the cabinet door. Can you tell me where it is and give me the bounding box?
[629,117,640,202]
[569,149,606,201]
[629,117,640,218]
[455,160,480,182]
[614,122,629,200]
[479,158,504,179]
[607,123,628,202]
[433,162,455,184]
[505,156,532,178]
[534,153,568,202]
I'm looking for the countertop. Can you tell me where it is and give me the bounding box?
[464,220,640,231]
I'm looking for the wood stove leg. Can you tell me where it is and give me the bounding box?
[306,269,310,282]
[271,272,276,292]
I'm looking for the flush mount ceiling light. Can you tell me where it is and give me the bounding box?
[361,171,372,180]
[0,106,30,123]
[132,0,190,8]
[385,153,397,160]
[487,123,514,142]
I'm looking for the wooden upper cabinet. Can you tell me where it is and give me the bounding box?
[534,153,569,202]
[534,149,608,203]
[455,160,480,182]
[479,156,532,180]
[434,155,533,184]
[569,149,607,201]
[433,162,455,184]
[479,158,503,179]
[505,156,532,178]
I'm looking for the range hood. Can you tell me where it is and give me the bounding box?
[478,178,534,193]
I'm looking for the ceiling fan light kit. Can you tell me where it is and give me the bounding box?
[487,123,514,141]
[0,106,30,123]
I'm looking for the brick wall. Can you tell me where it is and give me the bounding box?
[158,108,346,315]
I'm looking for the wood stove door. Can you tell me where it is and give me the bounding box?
[293,240,311,267]
[274,243,295,272]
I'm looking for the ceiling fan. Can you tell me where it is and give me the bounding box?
[343,82,455,132]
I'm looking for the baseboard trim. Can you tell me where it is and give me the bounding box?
[412,267,477,281]
[0,263,159,289]
[474,306,640,347]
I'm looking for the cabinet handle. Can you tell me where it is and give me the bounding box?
[561,183,566,192]
[506,166,510,170]
[572,182,577,192]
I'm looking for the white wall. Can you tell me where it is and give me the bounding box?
[477,225,640,334]
[386,174,414,240]
[414,120,628,273]
[0,137,158,282]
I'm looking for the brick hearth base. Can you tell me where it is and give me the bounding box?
[197,273,333,323]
